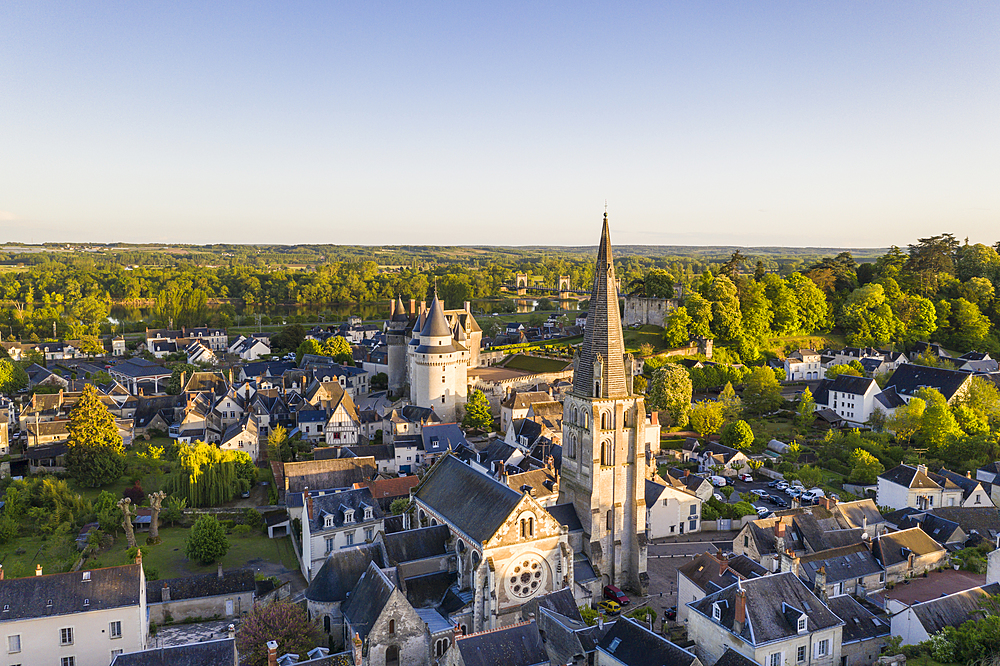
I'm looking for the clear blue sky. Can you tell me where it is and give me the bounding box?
[1,2,997,246]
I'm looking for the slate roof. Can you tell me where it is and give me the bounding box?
[332,444,393,461]
[381,524,450,564]
[596,616,699,666]
[872,527,945,567]
[884,363,971,401]
[455,620,549,666]
[812,378,832,407]
[0,564,142,620]
[825,594,890,645]
[302,487,382,532]
[933,468,985,501]
[879,464,942,490]
[421,423,469,454]
[305,543,385,603]
[501,391,552,410]
[508,468,558,498]
[666,468,712,494]
[147,568,255,603]
[797,544,882,585]
[284,457,377,493]
[929,507,1000,541]
[910,582,1000,636]
[677,553,746,594]
[526,588,582,623]
[834,499,886,530]
[413,453,522,544]
[896,512,964,544]
[547,503,583,532]
[110,637,237,666]
[829,374,877,396]
[420,294,454,338]
[712,648,762,666]
[688,572,844,646]
[111,359,172,378]
[341,562,395,641]
[875,386,906,409]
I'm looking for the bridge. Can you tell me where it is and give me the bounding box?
[501,274,592,299]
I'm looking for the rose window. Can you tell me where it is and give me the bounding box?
[505,555,547,599]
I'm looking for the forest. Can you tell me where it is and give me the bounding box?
[0,235,998,357]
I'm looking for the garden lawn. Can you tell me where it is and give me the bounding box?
[623,325,668,355]
[502,354,572,374]
[87,526,298,580]
[0,533,80,579]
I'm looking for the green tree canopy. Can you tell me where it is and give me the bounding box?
[720,419,754,450]
[662,306,692,348]
[742,366,783,415]
[689,400,725,436]
[65,384,126,487]
[796,387,816,427]
[462,389,493,431]
[849,448,885,484]
[185,514,230,564]
[646,364,693,429]
[0,359,29,394]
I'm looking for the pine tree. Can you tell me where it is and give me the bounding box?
[65,384,126,487]
[462,390,493,431]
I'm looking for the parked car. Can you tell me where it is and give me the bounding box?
[665,606,677,621]
[738,473,753,483]
[714,492,726,503]
[604,585,630,606]
[756,506,772,518]
[767,480,782,488]
[787,487,803,499]
[750,489,769,498]
[710,476,728,487]
[768,495,789,507]
[775,481,789,490]
[598,600,621,615]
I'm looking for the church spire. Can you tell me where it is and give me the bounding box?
[573,211,629,399]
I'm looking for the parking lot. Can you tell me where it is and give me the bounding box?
[714,475,819,518]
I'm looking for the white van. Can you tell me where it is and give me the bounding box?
[710,475,728,487]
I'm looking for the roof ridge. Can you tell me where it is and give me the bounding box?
[456,619,534,642]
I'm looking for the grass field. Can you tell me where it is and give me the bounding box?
[623,325,669,355]
[0,533,80,579]
[502,354,572,374]
[86,526,298,581]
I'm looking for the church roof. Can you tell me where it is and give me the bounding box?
[413,453,521,543]
[392,296,409,322]
[572,213,629,399]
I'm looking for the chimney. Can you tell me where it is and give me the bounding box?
[717,551,729,577]
[0,565,4,580]
[464,301,471,314]
[453,623,462,642]
[305,488,313,520]
[218,563,224,579]
[35,564,42,576]
[968,471,973,479]
[650,411,659,426]
[410,299,416,315]
[389,299,396,318]
[814,565,828,601]
[420,300,426,314]
[162,584,171,602]
[598,613,604,630]
[135,548,143,565]
[684,469,690,477]
[916,463,928,476]
[352,632,363,666]
[267,640,279,666]
[733,584,747,635]
[227,624,235,640]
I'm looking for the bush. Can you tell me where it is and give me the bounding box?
[579,605,599,627]
[233,525,252,537]
[627,606,657,625]
[243,508,265,531]
[185,515,230,564]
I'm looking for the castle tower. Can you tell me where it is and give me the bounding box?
[386,296,410,397]
[408,292,469,422]
[558,212,648,594]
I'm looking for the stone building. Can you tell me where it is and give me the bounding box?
[407,294,471,423]
[622,295,680,328]
[146,568,256,624]
[559,213,650,595]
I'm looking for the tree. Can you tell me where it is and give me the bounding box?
[296,339,323,364]
[719,381,741,420]
[170,442,255,506]
[322,335,353,364]
[163,496,187,527]
[167,363,199,395]
[185,515,230,564]
[633,375,647,394]
[956,376,1000,429]
[684,293,713,338]
[236,599,319,666]
[849,449,885,484]
[746,459,765,473]
[646,364,693,429]
[783,441,801,464]
[689,400,725,436]
[0,358,29,394]
[838,283,902,347]
[147,491,166,543]
[826,362,864,380]
[118,498,137,549]
[707,275,742,341]
[462,390,493,431]
[795,465,824,488]
[866,407,888,433]
[721,420,754,450]
[742,366,783,415]
[916,387,961,452]
[662,307,692,347]
[271,323,306,354]
[65,384,126,487]
[390,498,409,515]
[888,397,926,444]
[122,481,144,506]
[796,387,816,427]
[947,298,991,349]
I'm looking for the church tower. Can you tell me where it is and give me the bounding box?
[558,212,648,594]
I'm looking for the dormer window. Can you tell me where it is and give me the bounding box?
[344,509,355,523]
[797,615,807,632]
[324,514,334,529]
[712,602,722,621]
[363,505,373,521]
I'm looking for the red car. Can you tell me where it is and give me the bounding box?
[603,584,630,606]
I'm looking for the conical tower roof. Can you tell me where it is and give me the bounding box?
[420,292,453,338]
[392,295,409,322]
[572,212,629,399]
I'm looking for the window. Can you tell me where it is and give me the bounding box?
[689,504,698,515]
[769,653,782,666]
[712,604,721,621]
[110,621,122,639]
[346,532,354,546]
[7,634,20,653]
[388,619,395,635]
[797,616,807,632]
[797,645,806,662]
[744,535,749,547]
[816,639,829,657]
[61,658,75,666]
[606,510,613,531]
[365,528,374,541]
[112,648,124,658]
[60,628,74,646]
[325,537,334,554]
[976,494,982,504]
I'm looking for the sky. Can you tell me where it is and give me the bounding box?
[1,2,998,247]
